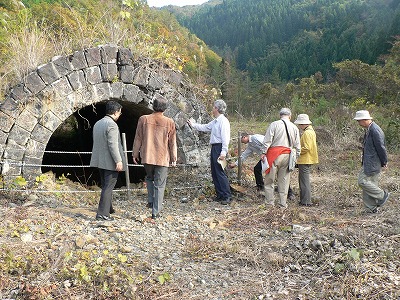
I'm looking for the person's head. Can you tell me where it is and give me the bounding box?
[153,97,168,112]
[240,132,250,144]
[294,114,312,129]
[279,107,291,119]
[354,110,373,128]
[106,101,122,120]
[213,99,227,116]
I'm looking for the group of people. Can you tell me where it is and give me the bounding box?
[90,99,390,221]
[189,104,319,209]
[90,99,177,221]
[193,102,389,213]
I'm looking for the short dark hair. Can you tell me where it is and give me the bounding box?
[153,97,168,112]
[106,101,122,115]
[241,132,249,139]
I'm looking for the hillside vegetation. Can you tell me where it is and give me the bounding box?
[174,0,400,81]
[0,0,221,98]
[0,0,399,148]
[162,0,400,150]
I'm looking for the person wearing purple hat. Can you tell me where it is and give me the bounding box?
[354,110,390,213]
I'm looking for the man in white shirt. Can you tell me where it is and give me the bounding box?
[188,99,232,205]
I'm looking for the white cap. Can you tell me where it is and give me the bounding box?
[294,114,312,125]
[354,110,372,120]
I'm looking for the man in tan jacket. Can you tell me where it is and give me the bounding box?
[132,96,177,220]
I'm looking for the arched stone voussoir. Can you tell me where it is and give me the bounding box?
[0,44,211,179]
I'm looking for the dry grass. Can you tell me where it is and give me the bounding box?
[1,119,399,299]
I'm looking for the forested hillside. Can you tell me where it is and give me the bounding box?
[0,0,221,98]
[174,0,400,81]
[0,0,399,146]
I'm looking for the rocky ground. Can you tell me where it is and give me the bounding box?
[0,145,399,300]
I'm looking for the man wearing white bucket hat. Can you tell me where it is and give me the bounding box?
[294,114,319,206]
[354,110,390,213]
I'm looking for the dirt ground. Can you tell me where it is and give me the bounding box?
[0,140,399,299]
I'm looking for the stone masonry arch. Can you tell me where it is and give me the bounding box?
[0,44,210,183]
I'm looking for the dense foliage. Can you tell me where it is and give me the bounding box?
[0,0,221,96]
[0,0,399,148]
[175,0,400,82]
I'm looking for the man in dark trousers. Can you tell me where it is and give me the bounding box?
[90,101,125,221]
[354,110,390,213]
[229,133,295,199]
[188,99,232,205]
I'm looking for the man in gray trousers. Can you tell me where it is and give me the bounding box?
[354,110,390,213]
[90,101,125,221]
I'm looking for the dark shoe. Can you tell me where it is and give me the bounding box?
[221,198,232,205]
[151,214,161,219]
[213,196,222,202]
[147,202,153,208]
[109,207,115,214]
[377,191,390,207]
[299,202,313,207]
[96,214,114,221]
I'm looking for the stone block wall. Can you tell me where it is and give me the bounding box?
[0,44,211,182]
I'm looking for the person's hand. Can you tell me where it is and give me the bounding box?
[171,161,177,167]
[228,163,236,169]
[116,162,123,171]
[133,157,139,165]
[218,155,226,160]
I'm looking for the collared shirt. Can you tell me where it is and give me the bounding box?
[296,125,319,164]
[192,114,230,156]
[263,118,301,157]
[235,134,264,165]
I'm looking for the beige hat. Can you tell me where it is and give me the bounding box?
[354,110,372,120]
[294,114,312,125]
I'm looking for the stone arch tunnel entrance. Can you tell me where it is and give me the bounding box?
[0,44,211,188]
[42,101,149,188]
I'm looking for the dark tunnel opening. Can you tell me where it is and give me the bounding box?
[42,100,152,188]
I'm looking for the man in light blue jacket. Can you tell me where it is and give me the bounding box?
[354,110,389,213]
[229,133,295,199]
[90,101,125,221]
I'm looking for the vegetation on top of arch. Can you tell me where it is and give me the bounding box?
[0,0,221,97]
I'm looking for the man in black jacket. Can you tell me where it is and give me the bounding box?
[354,110,390,213]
